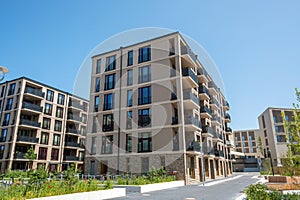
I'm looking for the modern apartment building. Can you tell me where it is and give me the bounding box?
[0,77,88,173]
[233,129,262,172]
[258,107,293,166]
[85,32,235,184]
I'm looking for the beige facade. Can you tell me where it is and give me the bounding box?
[234,129,261,157]
[85,32,234,184]
[258,107,293,166]
[0,77,88,173]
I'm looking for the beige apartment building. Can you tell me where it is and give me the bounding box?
[258,107,294,166]
[85,32,235,184]
[233,129,262,172]
[0,77,88,173]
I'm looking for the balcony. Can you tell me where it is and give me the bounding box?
[169,47,175,56]
[202,125,213,137]
[184,116,201,129]
[19,119,41,128]
[64,156,80,161]
[226,140,235,147]
[65,141,81,148]
[225,127,233,134]
[214,150,225,158]
[200,106,212,119]
[212,131,223,141]
[14,152,26,159]
[208,81,218,95]
[67,114,82,122]
[186,140,201,152]
[203,146,215,157]
[181,45,197,65]
[225,113,231,123]
[172,116,179,125]
[17,136,39,143]
[170,92,177,100]
[22,102,43,113]
[209,98,220,110]
[223,101,230,110]
[138,116,151,128]
[182,68,198,86]
[211,115,221,126]
[66,128,79,134]
[183,92,200,108]
[197,68,209,83]
[69,101,84,110]
[198,85,210,100]
[24,87,45,98]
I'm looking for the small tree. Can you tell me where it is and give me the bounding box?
[282,88,300,176]
[257,136,263,157]
[24,145,37,170]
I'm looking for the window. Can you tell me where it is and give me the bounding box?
[57,93,65,105]
[138,86,151,105]
[275,126,279,133]
[138,132,152,152]
[138,46,151,63]
[101,135,113,154]
[51,149,59,160]
[126,134,132,153]
[285,115,289,122]
[40,132,49,145]
[173,132,179,151]
[92,116,97,133]
[91,137,96,154]
[53,134,60,146]
[79,151,84,161]
[103,93,114,110]
[81,126,86,135]
[42,118,51,130]
[104,73,116,90]
[56,107,63,118]
[105,55,116,71]
[38,147,47,160]
[262,115,266,128]
[138,108,151,127]
[96,59,101,74]
[5,98,13,110]
[3,113,10,126]
[128,51,133,66]
[44,103,53,115]
[8,83,16,95]
[127,70,133,85]
[138,66,151,83]
[127,111,132,129]
[0,86,5,97]
[46,90,54,101]
[90,161,95,175]
[82,114,87,123]
[95,77,100,92]
[54,120,62,132]
[0,129,7,142]
[103,114,114,132]
[94,96,99,112]
[127,90,133,107]
[0,145,4,159]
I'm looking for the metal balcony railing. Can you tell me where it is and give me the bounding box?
[22,102,43,112]
[24,87,45,98]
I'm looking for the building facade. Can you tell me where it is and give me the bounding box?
[85,32,235,184]
[258,107,293,166]
[233,129,262,172]
[0,77,88,173]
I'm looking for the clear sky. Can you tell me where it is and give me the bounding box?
[1,0,299,130]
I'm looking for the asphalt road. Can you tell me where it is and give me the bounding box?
[111,172,260,200]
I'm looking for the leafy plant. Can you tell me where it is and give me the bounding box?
[24,146,37,170]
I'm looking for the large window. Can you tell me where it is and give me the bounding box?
[138,46,151,63]
[138,132,152,152]
[46,90,54,102]
[101,135,113,154]
[8,83,16,95]
[127,70,133,85]
[53,134,60,146]
[56,107,63,118]
[51,149,59,160]
[128,51,133,66]
[104,73,116,90]
[173,132,179,151]
[127,90,133,107]
[38,147,47,160]
[42,118,51,130]
[103,93,114,110]
[54,120,62,132]
[40,132,49,145]
[105,55,116,71]
[126,134,132,153]
[94,96,99,112]
[103,114,114,132]
[57,93,65,105]
[127,111,132,129]
[138,86,151,105]
[0,145,4,159]
[0,129,8,142]
[138,108,151,128]
[3,113,10,126]
[95,77,100,92]
[92,116,97,133]
[5,98,13,110]
[96,59,101,74]
[44,103,53,115]
[138,65,151,83]
[91,137,96,154]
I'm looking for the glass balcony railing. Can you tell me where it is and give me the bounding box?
[186,140,201,152]
[17,136,39,143]
[181,45,197,64]
[203,146,214,155]
[68,114,82,122]
[202,125,213,134]
[210,98,220,107]
[172,116,179,125]
[65,141,81,148]
[214,150,225,157]
[66,128,79,134]
[22,102,43,112]
[225,113,231,121]
[19,119,41,128]
[184,116,201,128]
[226,127,232,132]
[223,101,230,108]
[197,67,209,77]
[212,115,221,123]
[24,87,45,98]
[183,92,200,106]
[182,68,198,84]
[198,85,210,96]
[208,81,218,90]
[69,101,84,110]
[14,152,26,159]
[200,106,211,115]
[64,156,79,161]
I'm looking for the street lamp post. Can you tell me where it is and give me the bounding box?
[267,150,274,176]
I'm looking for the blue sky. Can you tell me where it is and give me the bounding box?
[0,0,299,130]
